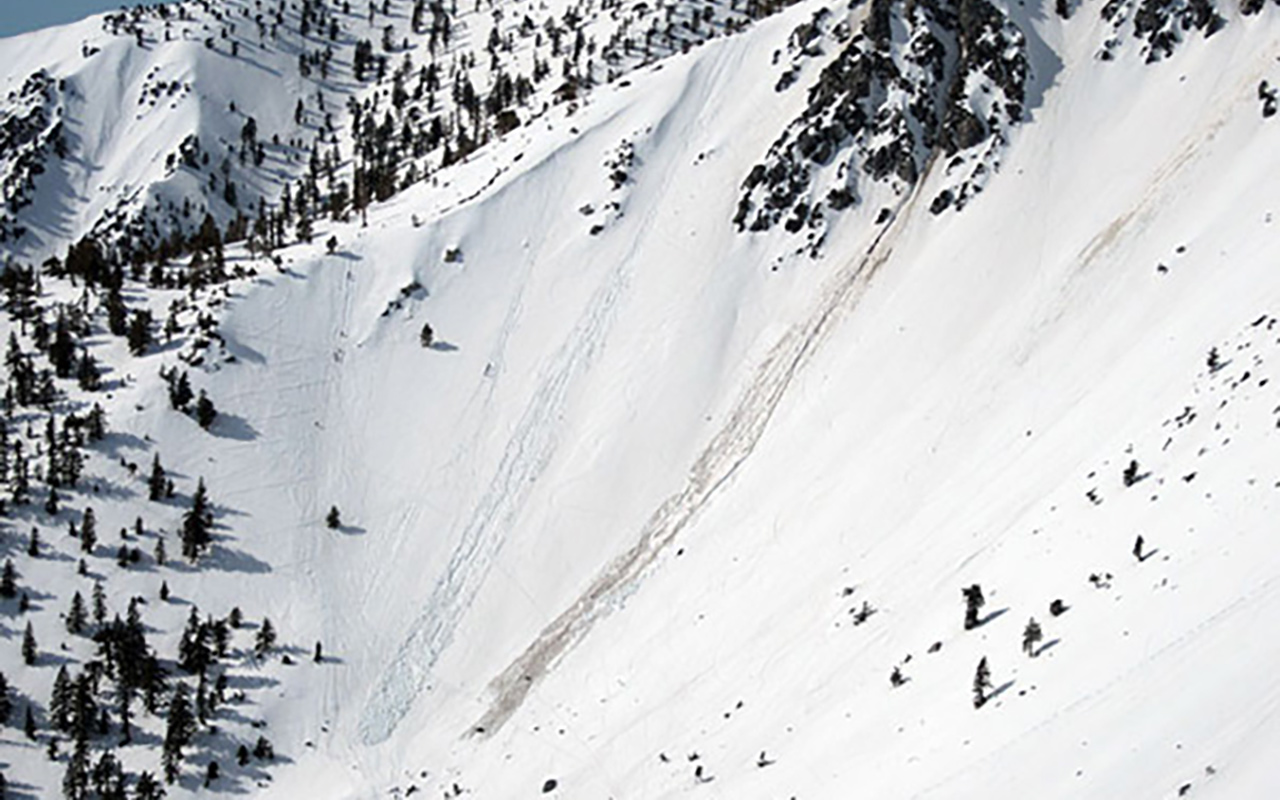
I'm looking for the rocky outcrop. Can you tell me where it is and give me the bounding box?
[735,0,1028,243]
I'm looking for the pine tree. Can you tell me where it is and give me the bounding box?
[148,454,166,502]
[204,760,220,787]
[0,671,12,723]
[254,618,276,658]
[168,370,193,411]
[195,390,217,430]
[159,581,170,602]
[44,486,60,515]
[62,738,90,799]
[252,735,274,760]
[126,309,153,356]
[962,584,985,630]
[973,656,992,709]
[92,582,107,626]
[67,591,87,635]
[237,744,250,766]
[81,507,97,554]
[326,505,341,529]
[50,666,72,731]
[0,560,16,599]
[181,478,213,561]
[21,622,36,666]
[162,683,196,784]
[154,535,167,566]
[134,771,162,800]
[23,704,36,740]
[25,527,38,557]
[1023,618,1044,657]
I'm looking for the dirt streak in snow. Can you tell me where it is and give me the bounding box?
[472,189,923,737]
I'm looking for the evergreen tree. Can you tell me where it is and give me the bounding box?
[24,704,36,739]
[0,671,12,724]
[21,622,36,666]
[181,479,213,561]
[1023,618,1044,657]
[204,760,219,787]
[67,591,88,635]
[195,390,217,430]
[962,584,985,630]
[254,618,276,658]
[134,771,163,800]
[126,309,153,356]
[148,455,166,502]
[62,738,90,800]
[236,744,250,766]
[92,582,107,626]
[252,735,274,760]
[75,350,101,392]
[0,560,16,599]
[50,666,72,731]
[26,527,39,558]
[162,684,195,784]
[973,656,992,709]
[44,486,60,516]
[168,370,193,411]
[81,507,97,554]
[154,536,166,566]
[326,505,341,529]
[178,609,211,675]
[159,581,170,602]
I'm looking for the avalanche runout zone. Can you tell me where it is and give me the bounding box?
[472,180,925,737]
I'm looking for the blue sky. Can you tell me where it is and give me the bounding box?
[0,1,145,39]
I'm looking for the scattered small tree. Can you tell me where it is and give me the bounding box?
[148,455,166,502]
[419,322,434,348]
[0,560,16,599]
[255,618,277,658]
[326,506,341,529]
[1122,459,1141,487]
[1023,618,1043,657]
[196,390,217,430]
[0,671,12,723]
[962,584,985,630]
[81,507,98,554]
[21,623,36,666]
[66,591,87,635]
[973,656,992,709]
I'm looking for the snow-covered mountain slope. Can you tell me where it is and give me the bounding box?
[2,0,1280,797]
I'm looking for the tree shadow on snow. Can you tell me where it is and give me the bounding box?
[208,412,260,442]
[1034,639,1061,657]
[334,524,367,537]
[988,680,1015,704]
[977,607,1009,627]
[429,341,459,352]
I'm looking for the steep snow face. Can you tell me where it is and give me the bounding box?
[2,0,1280,798]
[208,5,1280,800]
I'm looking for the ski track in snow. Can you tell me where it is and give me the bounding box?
[359,46,743,746]
[472,173,929,737]
[358,174,645,749]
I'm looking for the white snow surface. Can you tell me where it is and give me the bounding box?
[3,0,1280,798]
